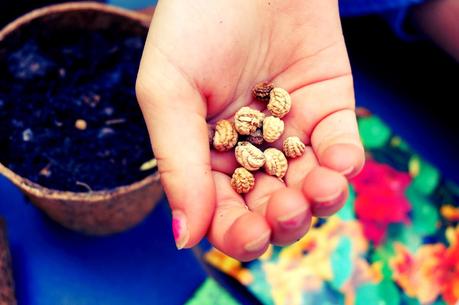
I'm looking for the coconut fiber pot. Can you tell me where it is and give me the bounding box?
[0,3,162,235]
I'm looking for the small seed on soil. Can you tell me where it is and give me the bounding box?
[39,164,52,177]
[75,119,87,130]
[22,128,33,141]
[140,159,157,171]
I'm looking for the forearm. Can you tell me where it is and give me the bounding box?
[411,0,459,61]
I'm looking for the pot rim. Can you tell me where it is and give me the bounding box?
[0,2,159,202]
[0,1,152,41]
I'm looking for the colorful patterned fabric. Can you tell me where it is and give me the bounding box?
[204,109,459,305]
[185,278,240,305]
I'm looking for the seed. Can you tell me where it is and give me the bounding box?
[231,167,255,194]
[283,136,306,158]
[262,116,284,143]
[267,88,292,118]
[264,148,288,179]
[213,120,238,152]
[22,128,33,141]
[246,128,264,146]
[252,81,274,101]
[75,119,87,130]
[235,141,266,171]
[234,107,265,135]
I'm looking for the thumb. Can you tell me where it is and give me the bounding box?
[136,46,215,249]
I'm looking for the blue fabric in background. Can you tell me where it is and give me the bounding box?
[339,0,425,16]
[108,0,155,10]
[108,0,426,39]
[339,0,427,40]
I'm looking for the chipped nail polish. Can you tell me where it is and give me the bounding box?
[172,210,190,250]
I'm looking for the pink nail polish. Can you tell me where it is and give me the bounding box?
[277,208,308,230]
[172,210,189,250]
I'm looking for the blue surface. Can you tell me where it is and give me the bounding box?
[0,179,206,305]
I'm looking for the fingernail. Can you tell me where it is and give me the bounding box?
[172,210,190,250]
[312,191,347,217]
[340,166,354,176]
[277,207,308,230]
[244,231,270,252]
[314,191,344,204]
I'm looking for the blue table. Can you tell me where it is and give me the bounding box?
[0,182,206,305]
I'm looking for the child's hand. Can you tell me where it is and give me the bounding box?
[136,0,364,261]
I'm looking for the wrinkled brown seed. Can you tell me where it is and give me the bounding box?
[252,81,274,101]
[246,128,264,146]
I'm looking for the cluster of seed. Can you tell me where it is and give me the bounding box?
[211,82,306,194]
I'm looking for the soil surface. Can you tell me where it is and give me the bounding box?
[0,26,155,192]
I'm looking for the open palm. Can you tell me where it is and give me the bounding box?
[137,0,364,261]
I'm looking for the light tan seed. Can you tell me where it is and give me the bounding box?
[267,88,291,118]
[75,119,87,130]
[235,141,266,171]
[231,167,255,194]
[262,116,284,143]
[264,148,288,179]
[234,107,265,135]
[283,136,306,158]
[213,120,238,152]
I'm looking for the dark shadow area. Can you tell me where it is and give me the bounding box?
[0,1,98,28]
[342,15,459,183]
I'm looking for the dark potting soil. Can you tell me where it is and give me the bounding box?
[0,26,155,192]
